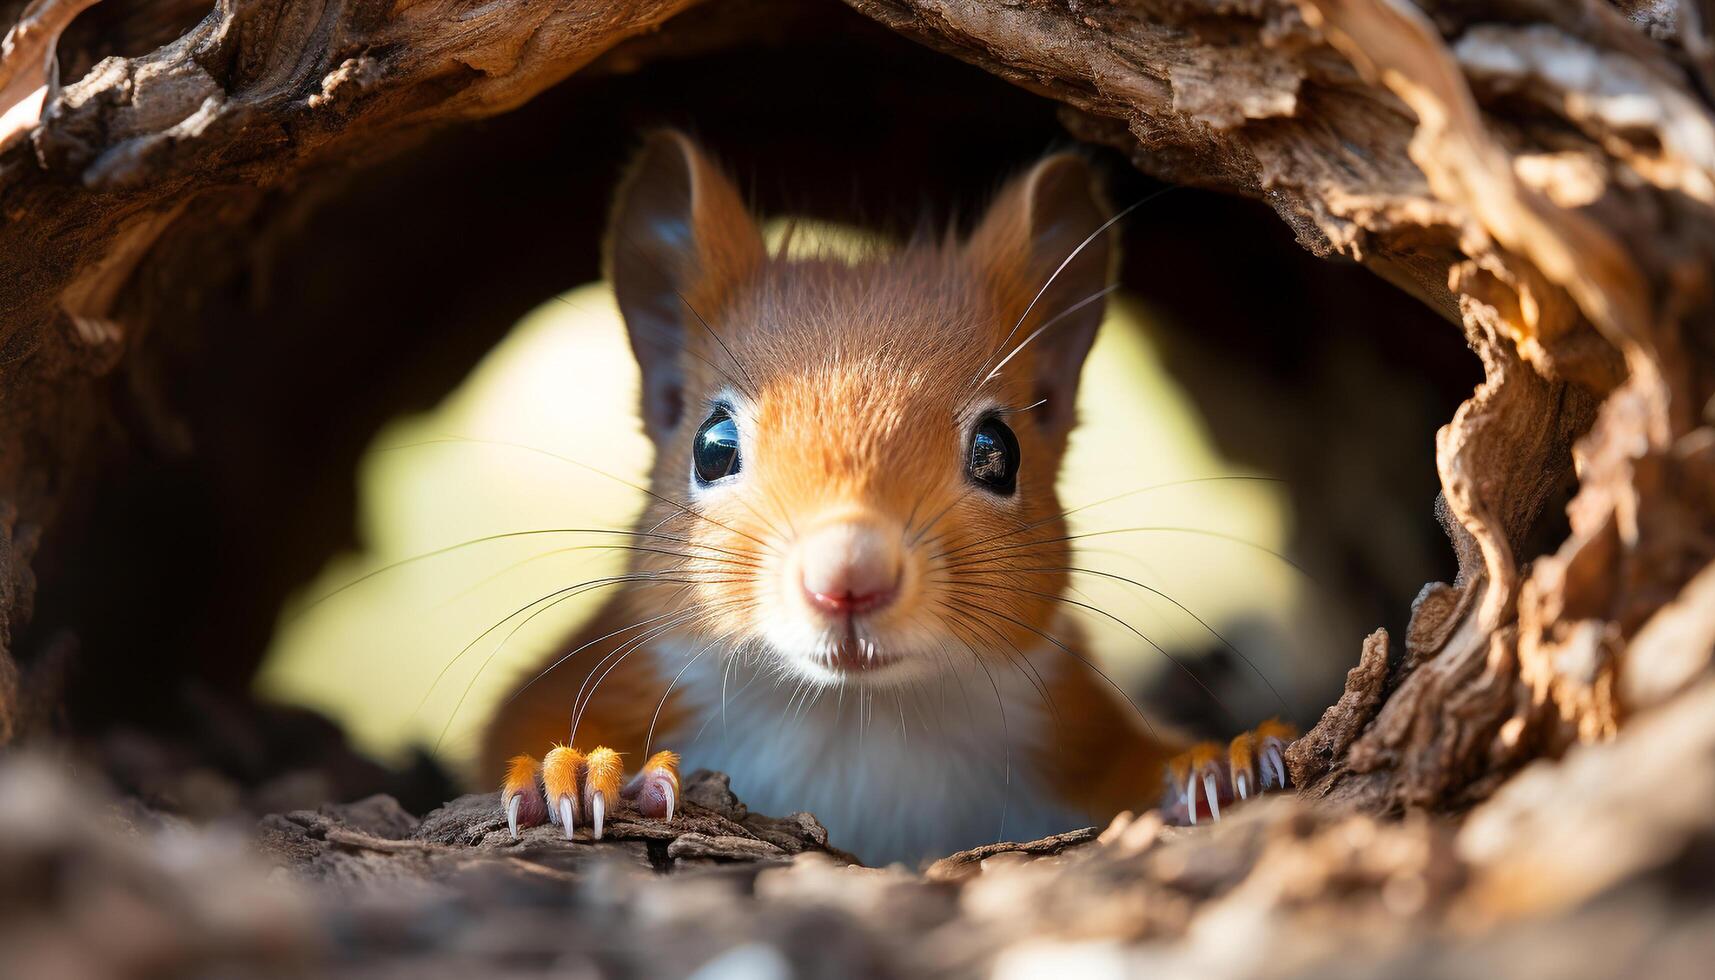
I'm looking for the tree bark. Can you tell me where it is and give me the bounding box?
[0,0,701,738]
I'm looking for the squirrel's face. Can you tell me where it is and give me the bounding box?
[607,132,1113,689]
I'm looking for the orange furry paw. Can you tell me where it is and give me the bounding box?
[498,745,681,841]
[543,744,586,838]
[1160,719,1297,825]
[622,750,681,822]
[501,754,548,837]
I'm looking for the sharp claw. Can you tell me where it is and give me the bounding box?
[1266,746,1286,789]
[1235,771,1250,801]
[501,755,548,835]
[1203,772,1221,822]
[582,746,621,839]
[1185,774,1199,826]
[622,751,681,822]
[559,797,575,839]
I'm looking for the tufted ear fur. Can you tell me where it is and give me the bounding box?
[605,131,766,437]
[967,154,1115,437]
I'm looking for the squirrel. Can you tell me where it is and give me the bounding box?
[481,130,1294,865]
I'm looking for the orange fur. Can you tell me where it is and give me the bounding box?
[583,747,623,799]
[478,598,685,779]
[1229,730,1257,776]
[502,754,540,798]
[640,750,680,783]
[541,745,583,794]
[481,132,1215,856]
[1034,629,1186,817]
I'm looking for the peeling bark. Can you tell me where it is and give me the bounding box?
[0,0,103,148]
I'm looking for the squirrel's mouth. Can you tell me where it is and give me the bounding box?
[816,626,901,674]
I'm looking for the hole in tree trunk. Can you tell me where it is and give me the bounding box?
[18,1,1473,773]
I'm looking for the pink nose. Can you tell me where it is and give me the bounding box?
[799,519,901,617]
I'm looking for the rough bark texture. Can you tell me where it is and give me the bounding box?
[7,733,1715,977]
[0,0,702,739]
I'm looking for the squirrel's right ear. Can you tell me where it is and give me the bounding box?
[606,131,765,436]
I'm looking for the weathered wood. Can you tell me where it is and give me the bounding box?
[0,0,701,738]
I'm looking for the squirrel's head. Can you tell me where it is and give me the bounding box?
[605,130,1114,688]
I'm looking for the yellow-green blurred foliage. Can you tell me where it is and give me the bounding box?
[258,227,1299,775]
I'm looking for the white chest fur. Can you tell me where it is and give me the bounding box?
[650,640,1089,866]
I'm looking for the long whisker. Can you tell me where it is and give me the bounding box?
[721,650,734,735]
[931,589,1160,740]
[503,589,698,708]
[957,564,1287,712]
[568,589,705,726]
[971,188,1177,387]
[905,482,982,550]
[379,436,784,558]
[644,632,726,756]
[296,527,749,613]
[939,605,1058,728]
[418,572,689,738]
[939,581,1237,726]
[574,609,710,739]
[573,593,749,733]
[442,542,761,608]
[937,611,1070,783]
[435,582,690,753]
[750,472,799,540]
[941,524,1310,579]
[547,292,755,400]
[721,484,792,552]
[982,283,1119,384]
[944,621,1012,843]
[931,475,1285,563]
[676,291,760,400]
[440,553,746,752]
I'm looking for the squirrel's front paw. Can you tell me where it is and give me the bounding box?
[500,746,680,840]
[622,750,681,822]
[1160,719,1296,825]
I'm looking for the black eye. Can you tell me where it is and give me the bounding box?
[967,417,1019,494]
[693,408,742,485]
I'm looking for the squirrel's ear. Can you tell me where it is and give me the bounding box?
[968,154,1114,437]
[606,131,764,436]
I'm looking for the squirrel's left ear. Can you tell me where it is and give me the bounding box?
[606,130,766,438]
[968,153,1115,438]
